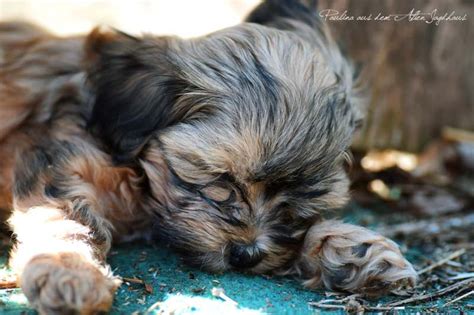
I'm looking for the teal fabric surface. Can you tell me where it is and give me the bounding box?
[1,205,472,314]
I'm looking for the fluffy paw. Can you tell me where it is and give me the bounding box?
[298,221,417,296]
[20,253,120,315]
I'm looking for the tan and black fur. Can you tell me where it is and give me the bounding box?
[0,1,417,314]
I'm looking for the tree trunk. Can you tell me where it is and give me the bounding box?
[319,0,473,152]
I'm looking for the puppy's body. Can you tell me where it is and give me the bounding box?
[0,24,146,236]
[0,1,416,314]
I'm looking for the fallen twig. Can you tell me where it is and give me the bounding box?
[145,301,162,314]
[366,306,406,311]
[308,302,345,309]
[418,249,466,275]
[449,272,474,280]
[0,279,18,289]
[211,287,238,305]
[122,277,145,284]
[443,290,474,307]
[387,277,474,307]
[308,301,405,311]
[442,126,474,143]
[314,294,361,305]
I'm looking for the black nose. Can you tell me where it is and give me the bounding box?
[229,242,264,269]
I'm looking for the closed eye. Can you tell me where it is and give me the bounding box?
[198,190,221,210]
[200,186,235,203]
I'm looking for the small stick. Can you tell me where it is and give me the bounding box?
[366,306,405,311]
[450,273,474,280]
[443,290,474,307]
[122,277,145,284]
[387,278,474,307]
[145,301,162,314]
[308,303,345,309]
[311,299,340,304]
[312,294,361,305]
[0,279,18,289]
[442,126,474,143]
[309,302,405,311]
[340,293,362,302]
[418,249,466,275]
[211,287,238,305]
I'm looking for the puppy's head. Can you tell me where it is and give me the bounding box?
[87,1,363,273]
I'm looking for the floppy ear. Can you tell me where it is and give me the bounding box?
[85,28,187,164]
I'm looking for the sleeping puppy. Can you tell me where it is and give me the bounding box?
[0,0,417,313]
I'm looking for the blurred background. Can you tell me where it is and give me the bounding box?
[1,0,473,313]
[0,0,259,38]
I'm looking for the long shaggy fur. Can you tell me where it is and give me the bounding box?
[0,1,416,314]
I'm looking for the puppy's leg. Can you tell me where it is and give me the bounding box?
[8,140,141,314]
[9,207,119,315]
[295,221,417,295]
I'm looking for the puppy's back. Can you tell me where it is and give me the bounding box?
[0,22,85,141]
[0,22,86,211]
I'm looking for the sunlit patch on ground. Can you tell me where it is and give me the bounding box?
[147,294,264,315]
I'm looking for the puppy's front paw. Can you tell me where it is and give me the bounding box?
[20,253,120,315]
[299,221,417,296]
